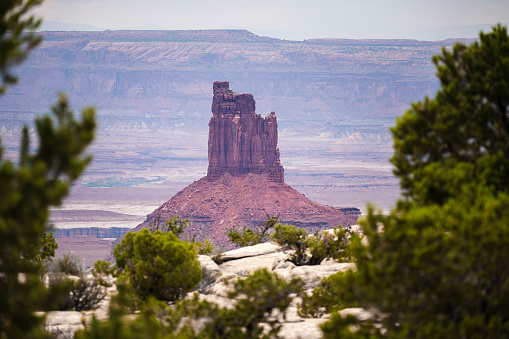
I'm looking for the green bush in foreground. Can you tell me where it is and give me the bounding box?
[76,269,304,339]
[326,192,509,338]
[299,271,358,318]
[390,24,509,206]
[114,228,202,303]
[227,214,279,248]
[0,0,97,332]
[271,224,352,265]
[199,268,304,339]
[321,25,509,338]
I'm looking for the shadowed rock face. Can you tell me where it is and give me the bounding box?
[207,81,284,183]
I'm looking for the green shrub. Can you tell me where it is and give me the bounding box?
[49,274,106,312]
[75,298,171,339]
[76,269,304,339]
[153,214,216,255]
[199,268,305,339]
[299,271,358,318]
[0,1,96,336]
[114,228,202,303]
[227,214,279,247]
[91,260,115,288]
[157,215,189,237]
[308,227,353,263]
[37,232,58,265]
[45,254,107,312]
[271,224,352,265]
[52,252,82,276]
[320,26,509,338]
[323,193,509,338]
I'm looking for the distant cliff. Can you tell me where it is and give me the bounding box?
[49,227,131,239]
[0,29,474,127]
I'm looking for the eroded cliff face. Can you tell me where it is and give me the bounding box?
[207,81,284,183]
[1,29,466,122]
[120,82,358,248]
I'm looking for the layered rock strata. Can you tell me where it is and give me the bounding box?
[49,227,131,239]
[125,82,358,248]
[207,81,284,183]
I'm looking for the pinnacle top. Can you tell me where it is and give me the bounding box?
[207,82,284,182]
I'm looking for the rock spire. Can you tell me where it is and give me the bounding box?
[118,81,360,250]
[207,81,284,183]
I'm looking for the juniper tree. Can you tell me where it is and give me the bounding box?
[0,94,96,338]
[391,24,509,205]
[0,1,97,337]
[114,229,202,303]
[0,0,42,94]
[322,25,509,338]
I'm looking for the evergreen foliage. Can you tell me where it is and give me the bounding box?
[154,215,189,237]
[391,24,509,205]
[48,274,106,312]
[0,93,96,337]
[198,268,304,339]
[60,277,106,312]
[37,232,58,264]
[321,25,509,338]
[298,271,358,318]
[114,228,202,303]
[271,224,352,265]
[45,253,106,312]
[226,213,279,247]
[76,269,304,339]
[91,260,115,288]
[153,215,215,255]
[51,252,82,276]
[1,1,94,336]
[0,0,42,93]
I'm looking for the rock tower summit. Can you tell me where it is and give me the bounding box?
[121,81,359,249]
[207,81,284,183]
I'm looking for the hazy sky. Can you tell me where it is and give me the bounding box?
[38,0,509,40]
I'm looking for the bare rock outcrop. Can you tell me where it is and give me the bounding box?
[130,172,358,247]
[207,81,284,183]
[50,235,364,339]
[124,82,358,248]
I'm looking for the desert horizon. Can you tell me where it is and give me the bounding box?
[1,28,465,234]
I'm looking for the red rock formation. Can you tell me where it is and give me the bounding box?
[130,173,358,248]
[207,81,284,183]
[118,82,359,249]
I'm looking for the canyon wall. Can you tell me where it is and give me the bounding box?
[49,227,131,239]
[0,29,468,125]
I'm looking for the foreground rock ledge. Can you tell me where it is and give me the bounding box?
[46,239,361,339]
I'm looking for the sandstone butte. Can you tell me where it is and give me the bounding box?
[129,81,360,247]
